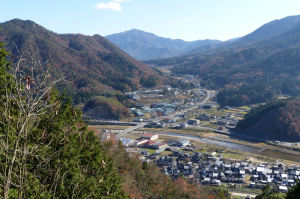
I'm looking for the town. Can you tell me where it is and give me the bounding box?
[90,75,300,198]
[121,132,299,195]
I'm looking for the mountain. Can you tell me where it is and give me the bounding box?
[106,29,222,60]
[0,19,169,104]
[147,15,300,107]
[238,15,300,44]
[235,98,300,142]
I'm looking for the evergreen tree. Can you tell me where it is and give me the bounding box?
[30,95,128,198]
[0,45,128,198]
[286,181,300,199]
[255,185,285,199]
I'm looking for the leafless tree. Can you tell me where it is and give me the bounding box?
[0,48,64,199]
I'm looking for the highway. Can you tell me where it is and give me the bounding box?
[116,89,212,139]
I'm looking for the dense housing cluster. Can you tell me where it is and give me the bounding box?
[146,146,299,193]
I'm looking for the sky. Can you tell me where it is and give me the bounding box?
[1,0,300,41]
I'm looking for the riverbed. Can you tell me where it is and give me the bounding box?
[160,132,300,162]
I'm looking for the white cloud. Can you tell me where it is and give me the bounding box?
[95,2,122,11]
[94,0,131,12]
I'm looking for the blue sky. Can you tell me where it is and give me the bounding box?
[1,0,300,41]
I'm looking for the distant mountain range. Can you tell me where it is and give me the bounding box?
[106,29,222,60]
[0,19,169,104]
[147,15,300,107]
[238,15,300,44]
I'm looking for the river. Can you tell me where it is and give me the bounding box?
[161,132,300,162]
[161,132,261,153]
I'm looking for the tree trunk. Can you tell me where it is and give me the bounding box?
[4,182,10,199]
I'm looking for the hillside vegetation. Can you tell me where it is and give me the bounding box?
[0,45,229,199]
[83,96,130,119]
[0,19,173,118]
[104,141,229,199]
[147,15,300,106]
[235,98,300,142]
[0,45,128,198]
[106,29,222,60]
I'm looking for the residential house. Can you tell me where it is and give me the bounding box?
[142,133,159,140]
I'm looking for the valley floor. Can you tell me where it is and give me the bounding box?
[88,82,300,198]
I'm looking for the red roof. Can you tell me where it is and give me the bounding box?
[146,140,156,145]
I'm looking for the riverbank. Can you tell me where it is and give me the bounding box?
[135,127,300,163]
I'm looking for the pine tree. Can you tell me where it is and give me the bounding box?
[31,96,129,198]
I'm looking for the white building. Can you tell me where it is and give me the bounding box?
[135,139,149,147]
[178,139,190,147]
[120,138,134,147]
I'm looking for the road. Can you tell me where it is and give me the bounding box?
[116,89,211,139]
[87,120,138,125]
[113,89,300,161]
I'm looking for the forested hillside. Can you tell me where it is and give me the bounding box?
[106,29,222,60]
[147,15,300,106]
[0,19,174,118]
[0,44,228,199]
[0,45,128,198]
[235,98,300,141]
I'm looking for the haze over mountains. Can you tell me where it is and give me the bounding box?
[106,14,300,141]
[237,15,300,44]
[147,15,300,107]
[3,1,300,197]
[105,15,300,64]
[106,29,222,60]
[2,15,300,140]
[2,15,300,109]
